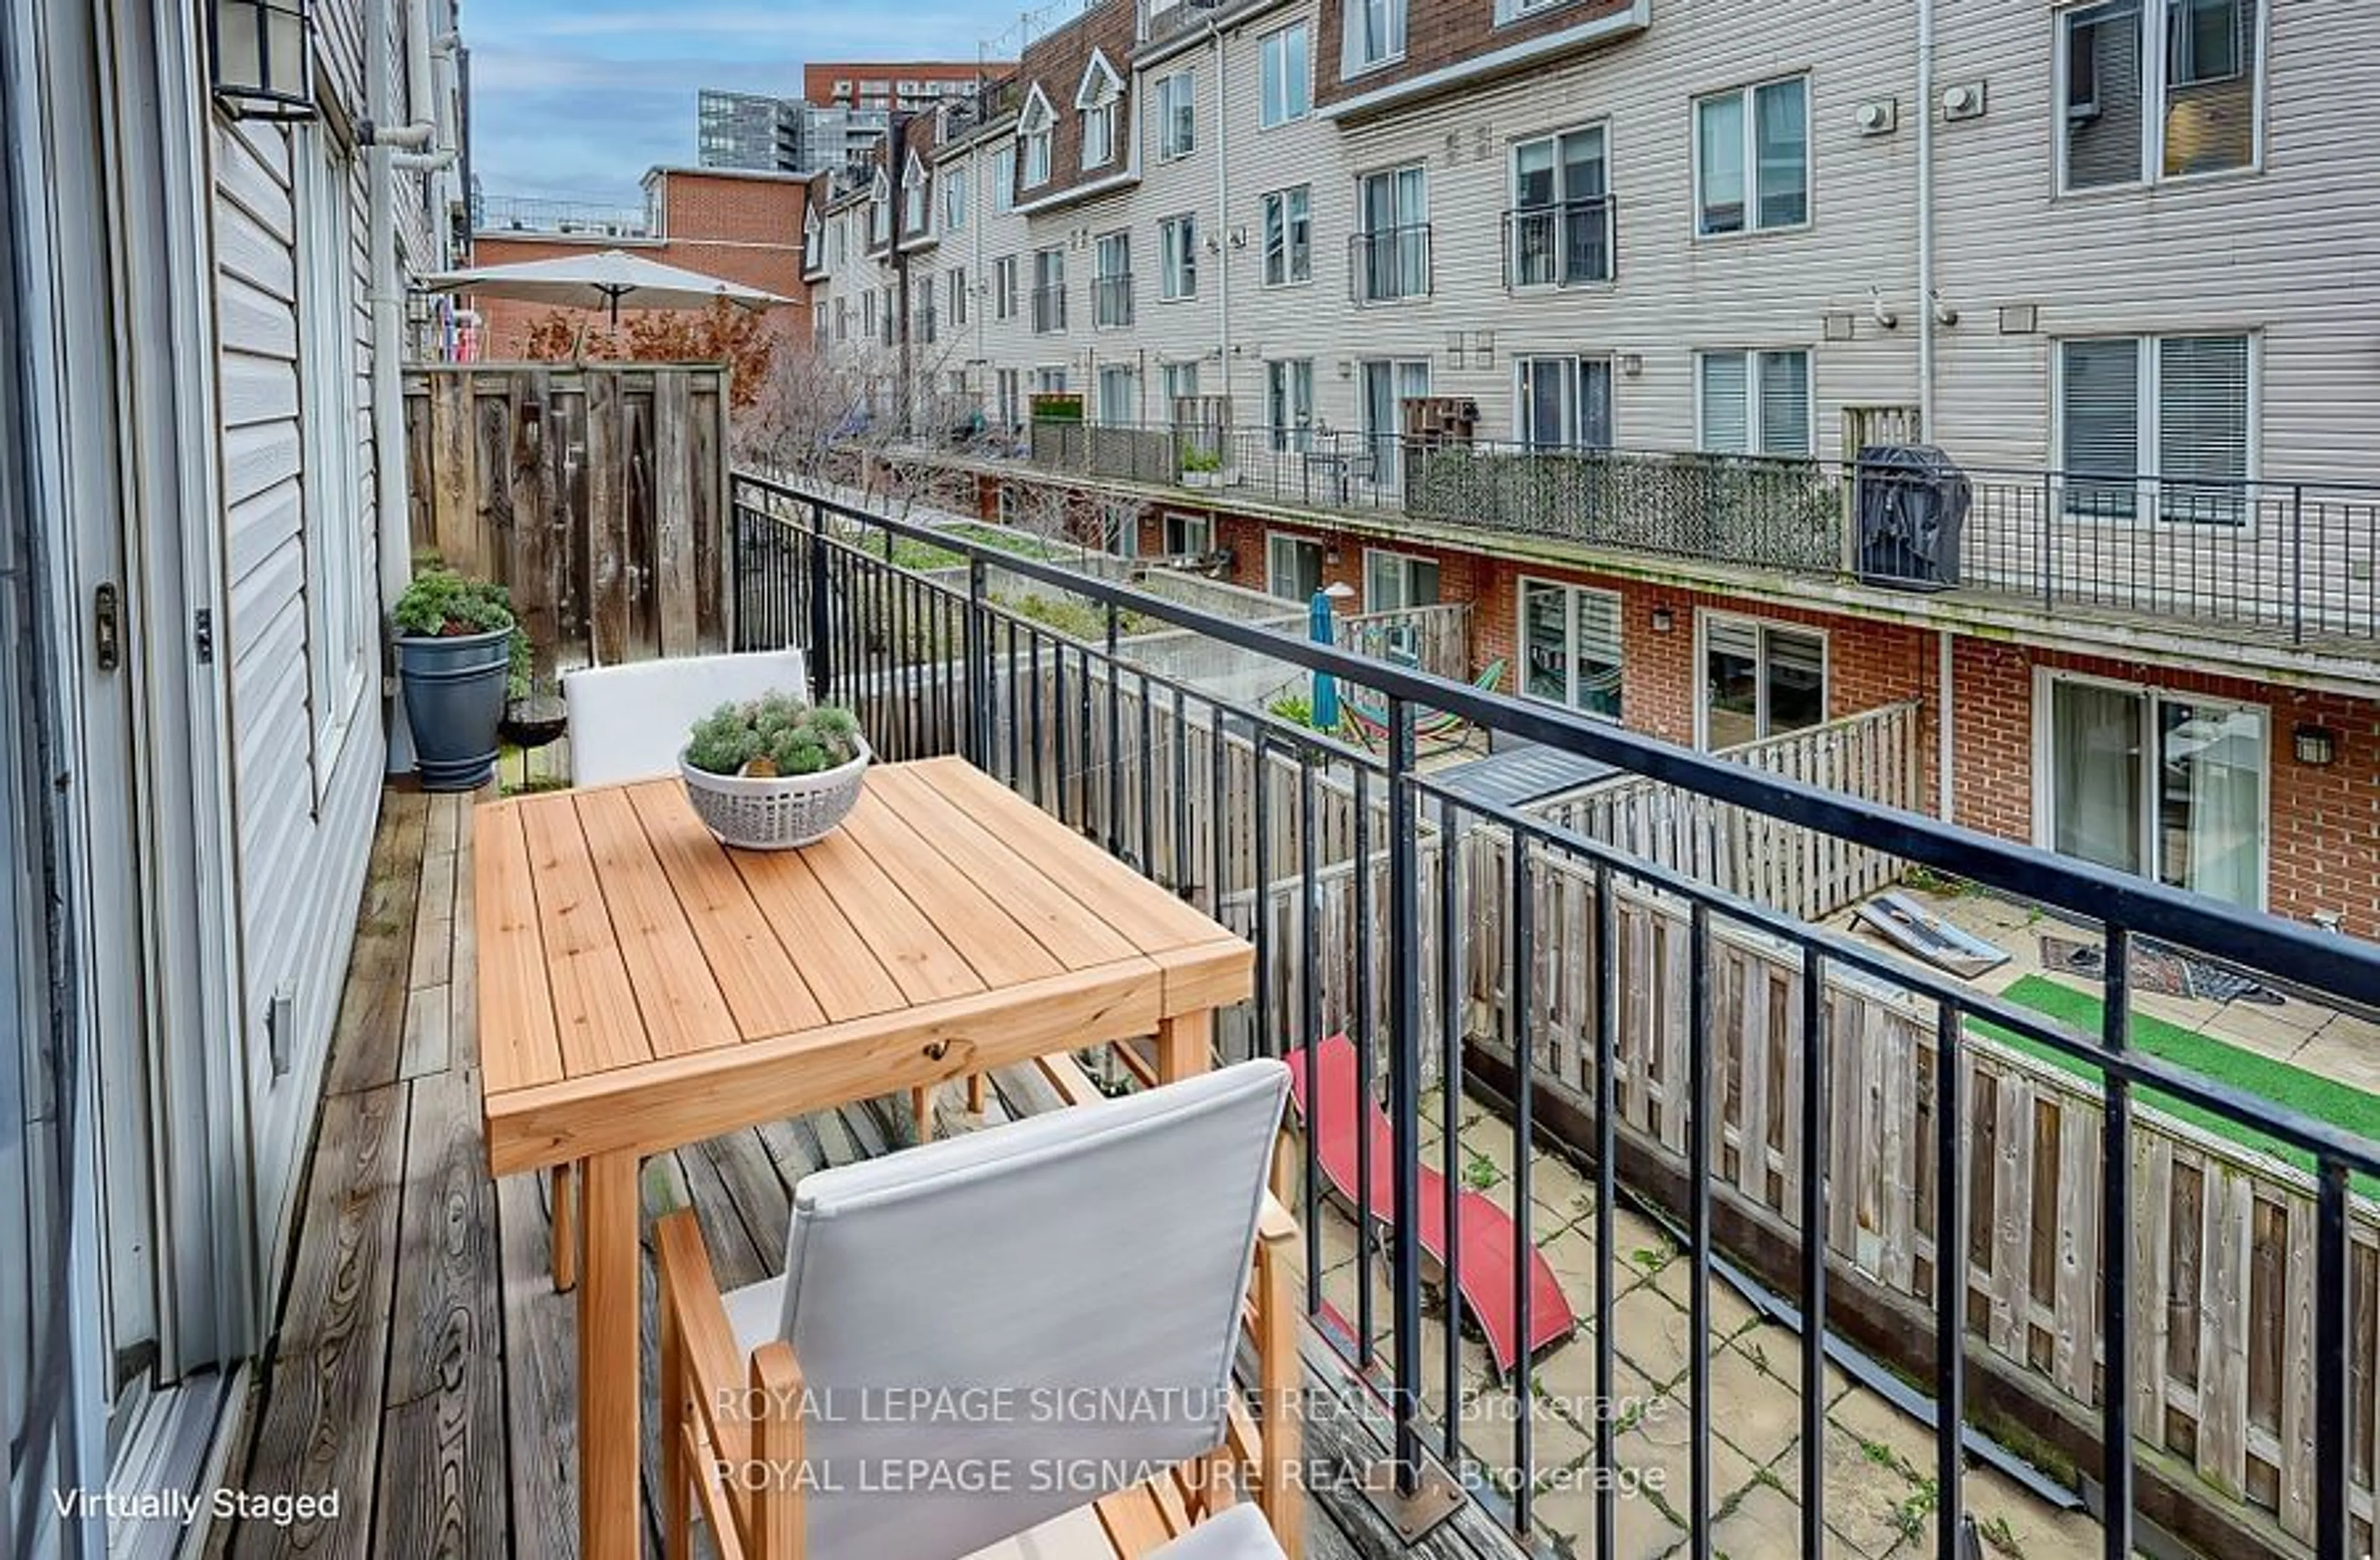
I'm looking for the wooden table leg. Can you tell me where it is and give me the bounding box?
[1155,1008,1214,1084]
[578,1150,642,1560]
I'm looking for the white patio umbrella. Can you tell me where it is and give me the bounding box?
[418,249,787,326]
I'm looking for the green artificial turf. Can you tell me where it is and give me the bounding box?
[1970,974,2380,1188]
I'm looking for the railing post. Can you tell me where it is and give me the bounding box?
[1385,697,1424,1488]
[964,555,989,767]
[2039,469,2056,612]
[806,501,832,705]
[2291,483,2306,645]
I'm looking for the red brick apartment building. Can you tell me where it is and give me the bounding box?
[468,167,811,355]
[804,61,1013,113]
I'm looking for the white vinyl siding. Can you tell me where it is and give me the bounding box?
[1520,579,1624,718]
[1695,76,1809,236]
[1259,24,1310,127]
[2057,332,2252,520]
[1698,349,1811,456]
[294,129,368,773]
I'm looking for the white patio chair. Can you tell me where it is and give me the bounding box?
[561,647,809,786]
[656,1059,1303,1560]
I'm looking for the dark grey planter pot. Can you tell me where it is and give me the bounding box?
[397,627,513,791]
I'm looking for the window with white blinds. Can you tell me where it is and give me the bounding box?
[2058,333,2250,522]
[1698,349,1810,456]
[1519,578,1623,719]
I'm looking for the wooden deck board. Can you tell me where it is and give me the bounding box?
[216,785,1525,1560]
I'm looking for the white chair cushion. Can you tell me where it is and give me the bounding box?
[562,648,808,786]
[1148,1504,1290,1560]
[717,1060,1290,1560]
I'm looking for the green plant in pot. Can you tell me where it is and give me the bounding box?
[679,694,870,849]
[392,568,528,791]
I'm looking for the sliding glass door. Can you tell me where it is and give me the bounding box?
[2043,675,2266,907]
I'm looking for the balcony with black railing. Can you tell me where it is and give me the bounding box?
[1094,271,1136,330]
[1348,223,1433,304]
[1502,196,1616,289]
[998,420,2380,646]
[726,472,2380,1560]
[1032,280,1068,335]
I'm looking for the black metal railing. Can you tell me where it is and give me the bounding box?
[994,421,2380,642]
[1032,280,1067,334]
[1347,224,1432,304]
[731,468,2380,1560]
[1093,272,1135,330]
[1502,196,1615,289]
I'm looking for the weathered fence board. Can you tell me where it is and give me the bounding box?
[403,364,732,672]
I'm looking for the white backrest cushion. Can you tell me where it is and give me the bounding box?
[777,1060,1290,1560]
[562,649,808,785]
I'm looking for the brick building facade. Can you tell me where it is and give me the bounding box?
[468,167,811,357]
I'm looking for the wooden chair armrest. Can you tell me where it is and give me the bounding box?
[1258,1192,1297,1249]
[657,1210,751,1450]
[1250,1205,1304,1560]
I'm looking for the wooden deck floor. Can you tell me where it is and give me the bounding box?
[209,787,1532,1560]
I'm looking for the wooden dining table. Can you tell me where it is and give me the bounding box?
[473,756,1254,1559]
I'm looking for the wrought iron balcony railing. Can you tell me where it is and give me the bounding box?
[1347,223,1432,304]
[1502,195,1615,289]
[727,470,2380,1559]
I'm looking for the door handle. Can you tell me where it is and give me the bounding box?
[93,582,120,672]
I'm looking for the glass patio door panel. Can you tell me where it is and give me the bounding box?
[1267,534,1323,601]
[2048,679,2146,875]
[1522,581,1569,703]
[2157,700,2264,906]
[1704,619,1761,750]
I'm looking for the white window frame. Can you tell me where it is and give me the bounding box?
[2050,331,2259,523]
[941,166,967,231]
[1259,23,1311,128]
[295,129,369,777]
[994,143,1019,210]
[1093,230,1132,328]
[947,265,969,327]
[1077,51,1124,171]
[1154,70,1196,159]
[870,168,892,243]
[1158,214,1198,301]
[1361,547,1440,613]
[1693,611,1829,749]
[1507,123,1613,289]
[1516,576,1625,720]
[1344,0,1406,76]
[1695,348,1814,457]
[1019,87,1056,188]
[1515,355,1615,450]
[902,149,929,233]
[994,254,1019,320]
[1266,358,1315,452]
[2055,0,2267,194]
[1260,185,1311,287]
[2029,666,2270,909]
[1163,511,1214,555]
[1265,531,1325,601]
[1692,75,1811,238]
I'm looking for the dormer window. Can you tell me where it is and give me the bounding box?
[902,149,929,233]
[870,168,891,244]
[1077,51,1123,170]
[1018,86,1056,189]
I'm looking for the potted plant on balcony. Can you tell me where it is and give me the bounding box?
[393,568,528,791]
[679,693,870,850]
[1179,444,1223,490]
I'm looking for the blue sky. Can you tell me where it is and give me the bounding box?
[468,0,1025,203]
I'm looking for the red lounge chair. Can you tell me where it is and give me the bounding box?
[1286,1034,1576,1375]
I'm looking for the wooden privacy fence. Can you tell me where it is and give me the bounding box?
[1334,603,1473,682]
[1538,700,1921,921]
[404,364,733,672]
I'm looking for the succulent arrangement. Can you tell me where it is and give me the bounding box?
[393,568,531,698]
[683,694,862,778]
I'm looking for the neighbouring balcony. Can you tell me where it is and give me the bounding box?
[216,476,2380,1560]
[1502,197,1615,290]
[1000,421,2380,648]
